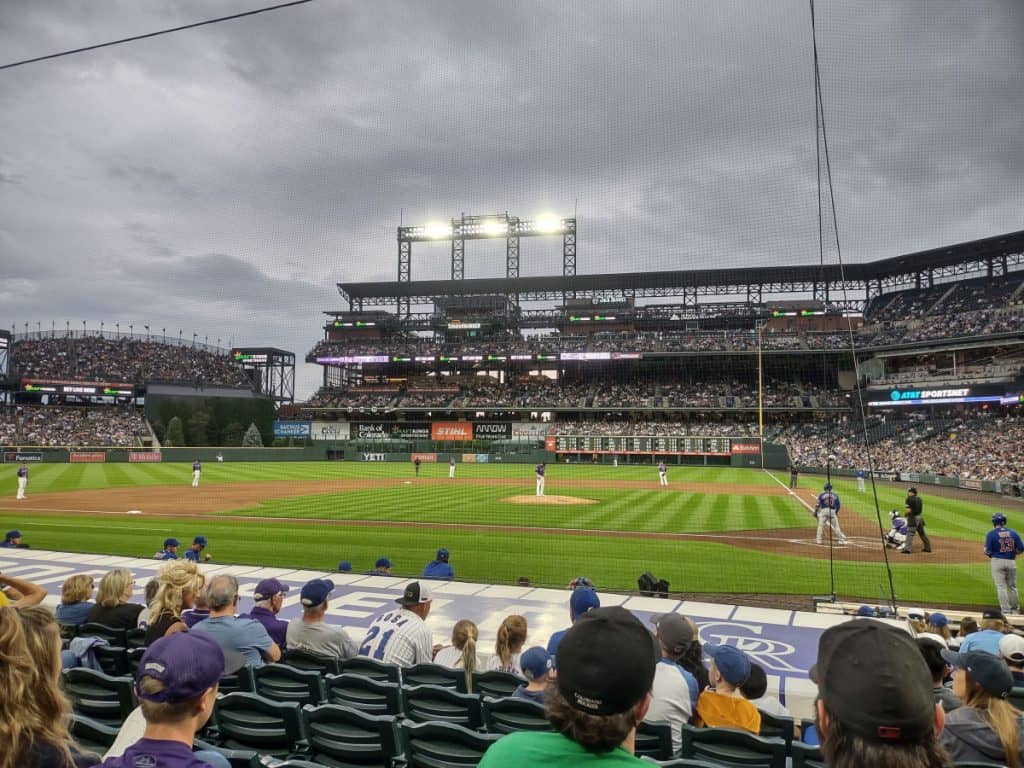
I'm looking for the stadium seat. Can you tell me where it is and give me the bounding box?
[464,669,526,697]
[403,662,464,690]
[397,719,501,768]
[481,695,550,734]
[62,668,136,727]
[210,692,305,758]
[94,645,129,677]
[789,742,825,768]
[193,738,265,768]
[400,684,484,730]
[757,710,796,754]
[219,666,256,695]
[59,622,79,642]
[252,664,327,706]
[635,720,676,761]
[127,646,147,676]
[339,656,402,685]
[1008,686,1024,711]
[79,622,128,647]
[125,627,147,649]
[257,760,322,768]
[69,713,121,754]
[679,724,787,768]
[640,759,725,768]
[300,703,400,767]
[282,648,343,676]
[325,673,403,717]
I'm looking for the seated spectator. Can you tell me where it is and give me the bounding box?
[422,548,455,580]
[547,587,601,661]
[675,615,710,692]
[144,560,205,645]
[181,585,211,629]
[917,638,961,713]
[513,646,553,705]
[740,662,791,717]
[92,631,230,768]
[183,535,209,563]
[479,606,659,767]
[646,613,699,753]
[87,568,143,629]
[337,560,352,573]
[940,649,1024,765]
[815,620,946,768]
[238,578,290,650]
[358,581,433,667]
[1000,634,1024,685]
[153,538,180,561]
[959,609,1008,655]
[928,613,953,645]
[286,578,357,659]
[433,619,480,692]
[487,615,528,674]
[136,578,160,628]
[192,574,280,668]
[694,644,761,734]
[55,575,95,627]
[2,529,27,548]
[367,557,393,576]
[0,606,97,767]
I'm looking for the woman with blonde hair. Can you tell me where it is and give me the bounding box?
[55,574,95,627]
[940,648,1024,766]
[434,619,481,691]
[486,615,528,674]
[0,606,96,767]
[86,568,143,629]
[144,560,205,644]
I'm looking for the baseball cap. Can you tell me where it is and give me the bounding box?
[927,612,948,628]
[375,557,393,569]
[705,644,752,686]
[436,548,450,562]
[4,529,21,540]
[338,561,352,572]
[985,608,1007,621]
[569,587,601,619]
[300,578,335,607]
[942,649,1014,699]
[817,620,935,743]
[163,537,180,548]
[193,535,207,547]
[856,605,875,617]
[556,606,659,716]
[652,613,695,655]
[908,487,918,493]
[520,646,553,681]
[906,607,924,620]
[253,578,290,601]
[136,632,225,703]
[396,581,432,607]
[999,634,1024,664]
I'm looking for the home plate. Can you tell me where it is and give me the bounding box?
[127,510,143,515]
[404,481,412,484]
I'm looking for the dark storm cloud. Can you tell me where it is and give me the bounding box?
[1,0,1021,395]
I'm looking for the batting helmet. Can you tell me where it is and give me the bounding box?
[823,483,833,491]
[889,510,899,521]
[993,513,1008,527]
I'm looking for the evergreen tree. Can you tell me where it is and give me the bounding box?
[242,422,264,447]
[221,421,245,447]
[164,416,184,447]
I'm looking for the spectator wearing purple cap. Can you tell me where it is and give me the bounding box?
[513,646,553,704]
[193,574,280,668]
[286,579,357,659]
[238,577,290,650]
[93,631,230,768]
[547,587,601,661]
[646,614,700,752]
[422,548,455,580]
[694,644,761,734]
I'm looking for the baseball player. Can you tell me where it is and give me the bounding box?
[856,468,866,492]
[358,581,434,667]
[985,513,1024,615]
[155,537,180,560]
[883,510,909,549]
[184,535,211,562]
[414,457,421,477]
[789,464,799,489]
[901,487,931,554]
[15,463,28,499]
[658,460,668,487]
[191,459,202,488]
[814,483,847,545]
[449,456,456,479]
[535,462,546,496]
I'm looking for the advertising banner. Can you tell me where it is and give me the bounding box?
[3,451,43,463]
[461,453,476,463]
[310,421,350,441]
[129,452,163,463]
[355,422,431,440]
[959,478,984,491]
[431,422,473,441]
[273,421,312,438]
[730,442,762,455]
[70,452,106,463]
[360,452,387,461]
[472,422,511,440]
[545,436,557,452]
[411,453,437,463]
[512,423,552,441]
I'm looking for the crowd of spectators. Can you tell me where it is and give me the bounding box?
[0,406,148,447]
[12,335,251,389]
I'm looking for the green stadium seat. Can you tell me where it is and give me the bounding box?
[94,645,129,677]
[635,720,676,760]
[62,668,136,728]
[127,646,147,676]
[640,758,725,768]
[281,648,343,676]
[757,710,795,754]
[59,622,79,642]
[339,656,402,685]
[210,692,305,758]
[69,713,121,754]
[482,695,551,734]
[789,741,825,768]
[79,622,128,646]
[219,666,256,695]
[403,662,464,690]
[465,669,526,697]
[397,719,502,768]
[325,673,403,716]
[193,738,265,768]
[125,627,147,649]
[400,684,484,730]
[252,664,327,706]
[680,723,787,768]
[300,703,400,768]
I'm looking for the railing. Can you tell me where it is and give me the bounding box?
[9,326,232,356]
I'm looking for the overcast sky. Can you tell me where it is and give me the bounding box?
[1,0,1021,398]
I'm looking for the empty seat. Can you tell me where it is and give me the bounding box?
[94,645,129,677]
[789,741,825,768]
[79,622,128,647]
[680,724,787,768]
[325,673,403,717]
[218,666,256,695]
[757,710,796,754]
[62,668,136,727]
[252,664,326,706]
[339,656,402,685]
[210,692,305,758]
[70,713,121,754]
[401,685,483,730]
[635,720,676,761]
[403,663,465,690]
[465,670,525,698]
[301,703,400,768]
[397,719,501,768]
[481,696,550,734]
[282,648,343,676]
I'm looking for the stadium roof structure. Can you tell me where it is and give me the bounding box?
[338,229,1024,314]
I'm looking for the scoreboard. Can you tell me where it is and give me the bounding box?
[548,435,758,456]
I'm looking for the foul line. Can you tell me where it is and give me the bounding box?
[763,469,816,514]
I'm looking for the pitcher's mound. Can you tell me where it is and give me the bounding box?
[502,495,599,505]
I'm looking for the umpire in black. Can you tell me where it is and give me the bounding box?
[900,487,932,554]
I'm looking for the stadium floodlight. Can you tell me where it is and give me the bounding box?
[481,218,508,236]
[398,212,574,243]
[424,221,452,239]
[533,214,564,233]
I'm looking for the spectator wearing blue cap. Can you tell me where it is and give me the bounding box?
[927,612,952,645]
[183,535,210,563]
[367,557,393,576]
[239,578,290,650]
[286,578,358,660]
[1,529,26,548]
[338,561,352,573]
[694,644,761,734]
[423,548,455,580]
[547,587,601,661]
[514,646,553,704]
[154,537,180,561]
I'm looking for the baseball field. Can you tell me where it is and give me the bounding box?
[0,460,1010,606]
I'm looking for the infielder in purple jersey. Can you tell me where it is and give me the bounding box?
[16,463,28,499]
[535,463,546,497]
[658,461,668,487]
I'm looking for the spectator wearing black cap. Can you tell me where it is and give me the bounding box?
[815,620,948,768]
[359,581,434,667]
[239,578,290,650]
[959,609,1009,656]
[286,578,357,659]
[479,606,659,766]
[694,644,760,733]
[1000,635,1024,685]
[422,548,454,580]
[646,613,699,752]
[940,649,1024,765]
[917,638,962,713]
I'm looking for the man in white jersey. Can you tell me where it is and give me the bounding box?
[358,580,433,667]
[658,461,668,487]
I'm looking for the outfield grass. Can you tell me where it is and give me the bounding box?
[0,461,1008,604]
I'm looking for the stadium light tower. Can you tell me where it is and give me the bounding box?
[394,212,577,317]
